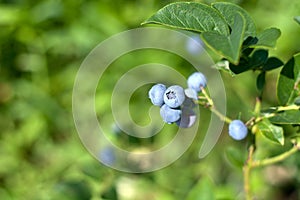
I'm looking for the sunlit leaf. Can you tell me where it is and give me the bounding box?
[142,2,229,35]
[269,110,300,125]
[212,2,256,38]
[277,53,300,105]
[201,12,246,64]
[251,28,281,48]
[256,119,284,145]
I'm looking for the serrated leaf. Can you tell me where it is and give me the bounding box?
[263,57,284,71]
[212,2,256,38]
[201,12,246,64]
[251,28,281,48]
[256,119,284,145]
[269,110,300,125]
[294,16,300,25]
[256,71,266,91]
[142,2,229,35]
[186,176,215,200]
[277,53,300,105]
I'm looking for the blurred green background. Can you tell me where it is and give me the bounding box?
[1,0,300,199]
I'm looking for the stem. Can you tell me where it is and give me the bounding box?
[254,97,261,116]
[277,104,300,112]
[243,144,300,199]
[200,87,214,106]
[198,88,300,199]
[252,144,299,167]
[255,104,300,123]
[201,87,232,124]
[243,145,255,200]
[210,106,232,124]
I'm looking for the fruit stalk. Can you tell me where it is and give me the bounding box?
[251,143,300,167]
[201,87,232,124]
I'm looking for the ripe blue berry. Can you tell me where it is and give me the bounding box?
[148,84,166,106]
[160,104,181,124]
[187,72,207,92]
[229,120,248,140]
[164,85,185,108]
[184,88,198,100]
[176,106,197,128]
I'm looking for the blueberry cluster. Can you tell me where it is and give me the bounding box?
[148,72,207,128]
[148,72,249,140]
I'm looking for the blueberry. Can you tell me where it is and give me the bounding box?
[99,147,115,165]
[229,120,248,140]
[187,72,207,92]
[164,85,185,108]
[186,35,204,55]
[176,105,197,128]
[148,84,166,106]
[184,88,198,100]
[160,104,181,124]
[180,98,197,111]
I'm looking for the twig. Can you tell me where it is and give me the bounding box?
[201,87,232,124]
[251,144,300,167]
[243,145,255,200]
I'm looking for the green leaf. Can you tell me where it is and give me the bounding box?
[269,110,300,125]
[201,12,246,64]
[241,36,258,56]
[251,49,268,68]
[229,49,268,74]
[186,176,215,200]
[225,146,246,168]
[251,28,281,48]
[294,96,300,105]
[263,57,284,71]
[212,2,256,38]
[229,57,252,74]
[277,53,300,105]
[142,2,229,35]
[256,119,284,145]
[294,16,300,25]
[256,71,266,91]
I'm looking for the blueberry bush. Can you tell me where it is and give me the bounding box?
[144,2,300,199]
